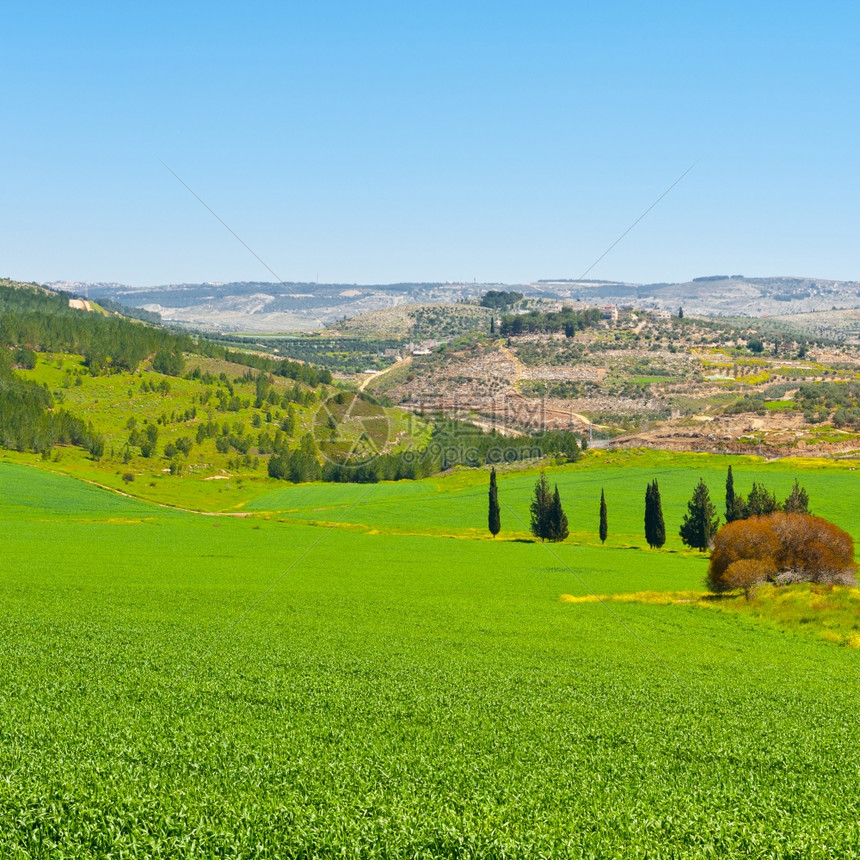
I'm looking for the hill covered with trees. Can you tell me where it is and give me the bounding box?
[0,279,586,490]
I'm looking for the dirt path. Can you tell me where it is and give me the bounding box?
[359,356,412,391]
[498,343,524,388]
[13,460,252,517]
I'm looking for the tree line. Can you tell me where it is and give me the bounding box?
[483,464,815,555]
[270,418,584,485]
[0,282,198,373]
[499,307,602,337]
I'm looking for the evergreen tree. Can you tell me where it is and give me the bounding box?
[679,479,720,551]
[529,471,552,541]
[746,482,780,517]
[599,488,608,544]
[488,467,501,537]
[724,465,748,522]
[783,479,811,514]
[678,306,684,319]
[725,465,736,522]
[644,479,666,549]
[547,484,569,542]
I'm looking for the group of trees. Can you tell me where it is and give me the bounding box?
[0,350,104,457]
[484,465,815,557]
[0,282,199,374]
[529,472,569,541]
[725,466,810,522]
[643,469,848,596]
[485,465,850,599]
[226,335,403,375]
[0,282,333,386]
[640,477,718,552]
[650,469,814,553]
[485,468,569,542]
[486,471,608,545]
[479,290,523,311]
[269,418,584,486]
[499,307,602,337]
[222,350,332,388]
[710,467,853,594]
[679,479,721,551]
[0,280,339,463]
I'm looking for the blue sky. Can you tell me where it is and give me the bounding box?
[2,1,858,286]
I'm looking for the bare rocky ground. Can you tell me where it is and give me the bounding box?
[366,316,860,458]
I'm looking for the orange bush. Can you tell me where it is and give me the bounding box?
[723,558,777,598]
[708,512,856,592]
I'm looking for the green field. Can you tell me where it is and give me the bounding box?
[2,455,860,857]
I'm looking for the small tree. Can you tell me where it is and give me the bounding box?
[488,467,501,537]
[679,478,720,551]
[530,472,552,541]
[547,485,569,542]
[746,482,780,517]
[783,479,811,514]
[725,465,747,522]
[599,488,608,545]
[644,480,666,549]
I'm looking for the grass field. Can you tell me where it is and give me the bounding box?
[2,458,860,857]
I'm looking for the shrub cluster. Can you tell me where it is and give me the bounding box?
[707,513,857,595]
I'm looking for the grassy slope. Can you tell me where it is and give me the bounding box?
[1,462,859,857]
[11,351,428,509]
[243,449,860,543]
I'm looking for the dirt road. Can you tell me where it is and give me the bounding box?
[359,356,412,392]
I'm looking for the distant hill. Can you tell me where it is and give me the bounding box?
[538,276,860,316]
[330,303,493,339]
[43,275,860,334]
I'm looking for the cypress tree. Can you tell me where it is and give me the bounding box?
[679,478,720,551]
[725,465,736,522]
[599,488,608,544]
[547,484,569,542]
[644,479,666,549]
[725,465,748,522]
[529,471,552,541]
[488,467,501,537]
[644,483,653,545]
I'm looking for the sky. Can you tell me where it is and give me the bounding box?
[2,1,859,287]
